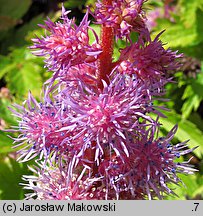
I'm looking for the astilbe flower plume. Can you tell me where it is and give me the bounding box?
[8,92,77,162]
[7,0,197,200]
[58,75,161,170]
[30,6,101,71]
[59,63,98,86]
[117,32,182,89]
[22,160,140,200]
[22,126,197,200]
[21,161,98,200]
[97,125,197,199]
[94,0,147,39]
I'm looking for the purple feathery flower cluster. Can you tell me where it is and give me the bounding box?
[30,8,101,72]
[117,31,182,88]
[7,1,197,200]
[94,0,147,40]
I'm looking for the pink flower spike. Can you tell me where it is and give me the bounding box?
[5,0,197,201]
[9,92,77,162]
[94,0,147,40]
[30,7,101,71]
[60,74,160,167]
[97,125,197,200]
[118,31,182,88]
[22,161,124,200]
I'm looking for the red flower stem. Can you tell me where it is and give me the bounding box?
[97,0,114,90]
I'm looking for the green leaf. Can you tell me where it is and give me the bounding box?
[154,111,203,158]
[0,155,31,199]
[181,94,201,119]
[64,0,86,8]
[0,55,11,79]
[165,174,201,200]
[0,98,17,126]
[0,0,31,20]
[182,85,193,100]
[155,23,197,49]
[0,131,13,154]
[13,14,45,47]
[86,0,96,6]
[188,113,203,132]
[191,72,203,98]
[196,8,203,41]
[0,0,32,33]
[179,0,203,28]
[181,72,203,119]
[152,1,203,53]
[193,185,203,198]
[89,24,100,45]
[181,84,202,119]
[6,61,43,98]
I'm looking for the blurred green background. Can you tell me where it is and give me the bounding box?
[0,0,203,200]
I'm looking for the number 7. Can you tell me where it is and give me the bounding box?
[194,203,199,211]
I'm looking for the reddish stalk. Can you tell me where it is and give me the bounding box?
[97,0,114,90]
